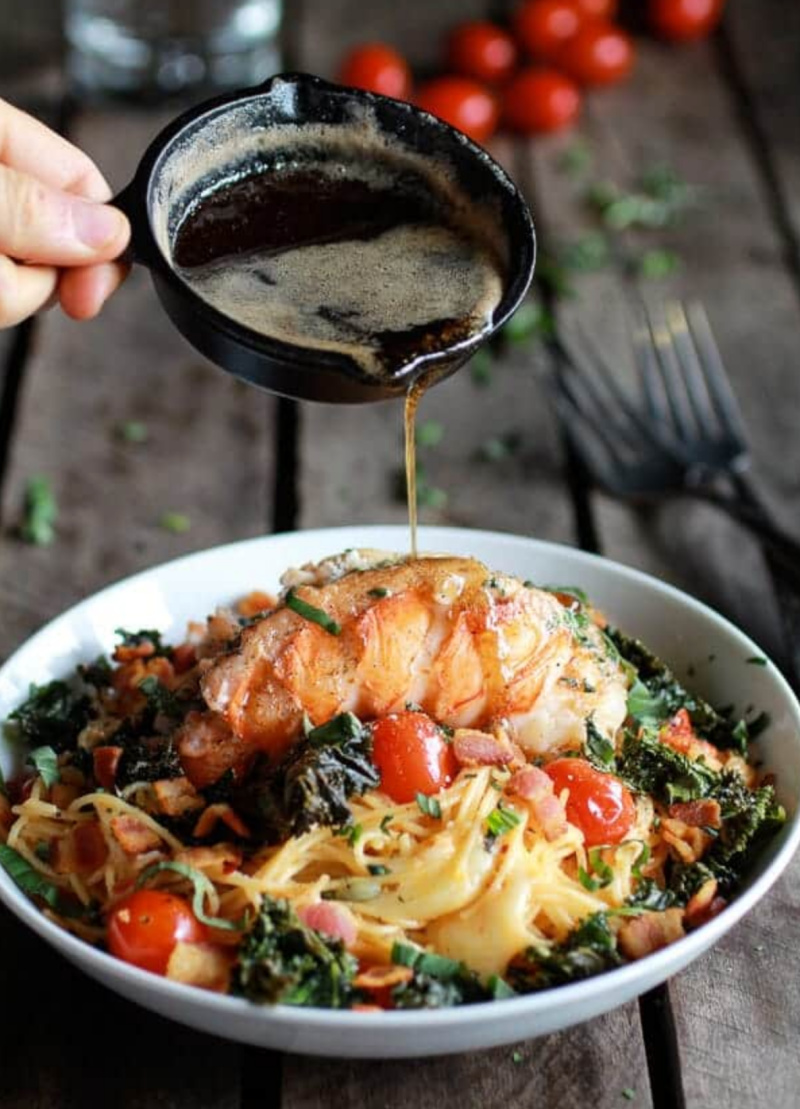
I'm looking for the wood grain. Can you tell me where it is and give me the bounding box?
[0,106,275,1108]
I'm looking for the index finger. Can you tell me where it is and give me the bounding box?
[0,98,111,202]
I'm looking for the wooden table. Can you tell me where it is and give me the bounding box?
[1,2,798,1106]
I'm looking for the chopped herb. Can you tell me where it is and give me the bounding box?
[78,655,112,688]
[115,627,170,656]
[0,843,85,917]
[560,232,610,273]
[379,813,394,833]
[637,249,680,280]
[306,713,361,748]
[621,1089,636,1102]
[416,793,442,819]
[747,711,770,739]
[367,864,390,876]
[233,895,358,1007]
[19,476,57,546]
[322,878,380,902]
[138,676,186,720]
[6,681,92,753]
[508,912,621,992]
[477,431,522,463]
[136,861,244,931]
[502,299,554,343]
[159,511,191,534]
[334,822,363,848]
[286,588,342,636]
[544,584,590,606]
[486,802,522,840]
[578,848,614,891]
[367,587,390,598]
[28,746,60,788]
[115,420,148,444]
[416,482,448,510]
[390,942,492,1008]
[558,140,591,178]
[746,657,768,667]
[511,1049,524,1065]
[585,718,616,770]
[415,420,444,448]
[34,842,51,862]
[469,349,493,387]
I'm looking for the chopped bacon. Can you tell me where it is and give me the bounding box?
[684,878,727,928]
[152,777,204,818]
[618,908,685,960]
[237,591,277,619]
[50,782,80,809]
[192,803,251,839]
[354,965,413,991]
[452,729,525,769]
[171,643,198,675]
[113,641,156,663]
[176,710,251,791]
[351,1003,384,1013]
[109,815,162,855]
[112,656,176,716]
[667,799,722,829]
[93,746,123,791]
[660,710,724,771]
[166,942,231,993]
[0,793,13,832]
[298,901,358,947]
[507,765,568,841]
[660,817,712,865]
[52,821,108,874]
[175,843,242,875]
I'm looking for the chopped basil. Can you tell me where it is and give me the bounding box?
[285,588,341,636]
[416,793,442,819]
[379,813,394,833]
[334,822,362,848]
[367,587,390,598]
[0,843,88,917]
[486,803,522,839]
[746,656,767,667]
[578,848,614,891]
[136,861,244,931]
[28,745,60,788]
[367,864,390,876]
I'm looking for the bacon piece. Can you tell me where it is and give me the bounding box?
[112,656,176,716]
[166,942,231,993]
[52,821,108,874]
[297,901,358,947]
[452,729,524,769]
[0,793,12,832]
[152,776,204,818]
[50,782,80,809]
[618,908,685,960]
[93,746,123,791]
[175,843,242,875]
[660,710,724,771]
[685,879,727,928]
[507,765,568,841]
[660,817,712,865]
[172,643,198,675]
[667,799,722,829]
[109,815,162,855]
[192,803,250,839]
[354,965,414,991]
[176,710,252,791]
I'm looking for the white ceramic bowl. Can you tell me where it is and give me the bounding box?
[1,526,798,1058]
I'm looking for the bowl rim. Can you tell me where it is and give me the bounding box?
[1,524,798,1035]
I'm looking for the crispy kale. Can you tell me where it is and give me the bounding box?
[232,896,359,1007]
[507,912,622,992]
[618,727,718,803]
[115,733,183,788]
[114,627,171,657]
[607,627,751,753]
[6,681,92,753]
[235,713,380,841]
[389,943,496,1008]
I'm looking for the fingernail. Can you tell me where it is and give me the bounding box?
[72,201,125,250]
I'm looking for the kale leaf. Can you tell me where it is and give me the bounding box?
[618,727,718,803]
[507,912,622,992]
[6,681,92,753]
[235,713,380,841]
[114,628,171,657]
[607,627,750,753]
[389,942,498,1008]
[232,896,359,1007]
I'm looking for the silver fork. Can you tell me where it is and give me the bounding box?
[552,301,800,579]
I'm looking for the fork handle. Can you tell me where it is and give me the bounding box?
[694,483,800,584]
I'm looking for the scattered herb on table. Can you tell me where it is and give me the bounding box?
[115,420,148,444]
[415,420,444,448]
[159,511,191,534]
[19,477,57,546]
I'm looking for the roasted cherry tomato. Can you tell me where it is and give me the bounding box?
[504,67,582,134]
[337,43,412,100]
[416,77,499,143]
[446,21,518,85]
[559,20,634,86]
[513,0,584,61]
[649,0,725,41]
[574,0,618,17]
[544,757,635,846]
[107,889,206,975]
[371,711,457,804]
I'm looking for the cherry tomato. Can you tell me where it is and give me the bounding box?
[504,67,582,134]
[371,711,457,804]
[513,0,584,61]
[337,43,412,100]
[416,78,499,144]
[108,889,206,975]
[544,758,635,846]
[574,0,618,17]
[559,21,634,86]
[649,0,725,41]
[446,21,518,85]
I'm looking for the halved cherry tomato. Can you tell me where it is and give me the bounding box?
[371,711,457,804]
[559,20,635,86]
[337,43,412,100]
[544,757,635,846]
[416,77,499,144]
[107,889,206,975]
[513,0,584,62]
[575,0,618,17]
[446,21,518,85]
[504,67,582,134]
[649,0,725,42]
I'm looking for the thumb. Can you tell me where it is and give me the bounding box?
[0,164,129,266]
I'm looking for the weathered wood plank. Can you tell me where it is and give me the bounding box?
[0,106,276,1107]
[525,33,800,1109]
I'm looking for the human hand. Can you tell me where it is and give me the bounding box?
[0,98,131,328]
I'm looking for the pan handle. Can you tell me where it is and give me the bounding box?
[111,179,156,268]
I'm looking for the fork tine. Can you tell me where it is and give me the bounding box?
[646,306,697,441]
[552,339,642,453]
[684,302,749,453]
[552,386,627,493]
[554,365,633,466]
[633,317,670,424]
[664,302,720,437]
